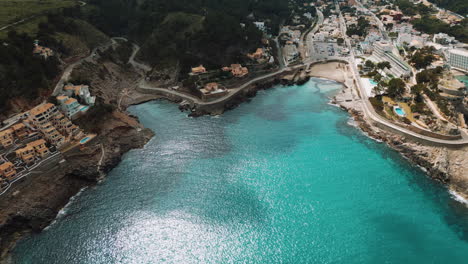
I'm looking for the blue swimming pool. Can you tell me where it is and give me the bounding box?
[80,106,90,112]
[80,137,91,144]
[369,79,378,86]
[394,107,406,117]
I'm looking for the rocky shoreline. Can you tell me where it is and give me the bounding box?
[0,109,154,263]
[180,62,468,202]
[329,75,468,203]
[1,61,466,263]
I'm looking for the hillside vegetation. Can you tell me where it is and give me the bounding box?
[429,0,468,16]
[0,7,109,115]
[0,0,75,26]
[85,0,291,74]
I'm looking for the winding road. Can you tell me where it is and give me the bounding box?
[48,15,468,147]
[52,38,117,96]
[0,1,87,33]
[336,1,468,146]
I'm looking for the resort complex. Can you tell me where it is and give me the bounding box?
[0,82,96,193]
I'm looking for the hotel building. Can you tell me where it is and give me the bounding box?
[447,49,468,72]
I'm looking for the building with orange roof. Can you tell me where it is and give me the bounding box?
[27,139,49,158]
[12,122,29,140]
[0,162,16,180]
[52,112,81,137]
[29,103,59,126]
[63,84,95,105]
[191,65,207,75]
[28,103,66,146]
[0,129,14,148]
[16,145,36,164]
[248,48,264,60]
[200,83,228,100]
[230,64,249,77]
[57,96,83,119]
[41,123,65,146]
[33,44,53,59]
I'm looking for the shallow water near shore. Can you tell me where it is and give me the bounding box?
[12,79,468,263]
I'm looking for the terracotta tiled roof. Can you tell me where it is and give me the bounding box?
[0,162,14,170]
[27,139,47,148]
[30,103,55,116]
[65,98,77,105]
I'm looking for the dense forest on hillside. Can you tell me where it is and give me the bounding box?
[411,16,468,43]
[0,32,60,113]
[0,6,107,114]
[84,0,293,69]
[0,0,312,114]
[429,0,468,16]
[393,0,468,43]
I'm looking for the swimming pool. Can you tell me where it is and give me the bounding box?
[394,107,406,117]
[80,106,90,112]
[369,79,378,86]
[80,137,91,144]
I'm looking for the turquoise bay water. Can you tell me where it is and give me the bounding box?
[13,79,468,263]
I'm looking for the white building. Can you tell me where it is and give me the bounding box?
[392,23,413,34]
[254,22,266,32]
[396,33,425,48]
[372,41,412,78]
[364,31,382,44]
[433,33,456,45]
[63,84,96,106]
[447,49,468,72]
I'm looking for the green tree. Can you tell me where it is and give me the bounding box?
[387,78,406,99]
[377,61,391,70]
[364,60,375,69]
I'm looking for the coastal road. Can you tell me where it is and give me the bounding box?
[50,31,468,146]
[0,15,36,32]
[52,39,116,96]
[336,3,468,146]
[138,66,301,106]
[303,10,324,61]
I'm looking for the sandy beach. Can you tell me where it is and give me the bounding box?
[307,62,348,83]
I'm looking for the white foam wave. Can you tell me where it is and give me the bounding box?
[449,189,468,207]
[44,187,88,230]
[347,117,358,128]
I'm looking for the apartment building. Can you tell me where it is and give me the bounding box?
[372,41,411,78]
[52,112,81,137]
[27,139,49,158]
[447,49,468,72]
[28,103,66,146]
[15,145,36,164]
[0,162,17,180]
[12,123,29,140]
[0,129,14,148]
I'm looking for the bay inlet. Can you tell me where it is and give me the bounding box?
[12,79,468,263]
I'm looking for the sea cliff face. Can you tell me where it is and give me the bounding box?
[0,51,155,262]
[0,111,153,262]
